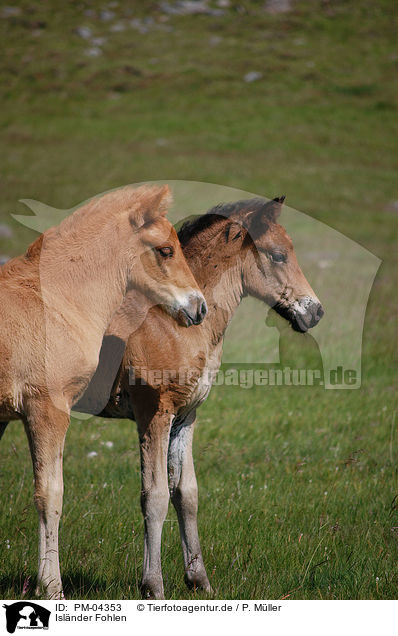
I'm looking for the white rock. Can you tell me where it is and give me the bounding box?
[160,1,224,16]
[264,0,292,14]
[244,71,263,83]
[74,26,92,39]
[100,10,115,21]
[386,200,398,212]
[91,37,107,46]
[0,224,13,238]
[0,6,21,18]
[110,22,125,32]
[85,47,102,57]
[209,35,222,46]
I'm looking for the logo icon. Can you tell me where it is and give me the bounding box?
[3,602,50,634]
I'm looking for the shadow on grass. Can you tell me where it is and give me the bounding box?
[0,571,111,600]
[0,574,36,600]
[62,571,112,599]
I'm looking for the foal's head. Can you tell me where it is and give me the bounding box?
[225,197,323,332]
[128,185,207,327]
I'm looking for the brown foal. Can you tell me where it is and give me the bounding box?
[90,195,323,598]
[0,184,207,599]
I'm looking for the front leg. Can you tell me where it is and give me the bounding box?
[168,412,212,593]
[23,399,69,600]
[138,411,173,599]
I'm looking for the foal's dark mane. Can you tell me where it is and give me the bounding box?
[177,198,269,247]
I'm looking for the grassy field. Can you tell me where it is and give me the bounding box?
[0,0,397,600]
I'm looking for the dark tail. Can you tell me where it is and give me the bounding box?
[0,422,9,441]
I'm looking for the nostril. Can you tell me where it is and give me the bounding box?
[199,300,207,319]
[316,304,324,321]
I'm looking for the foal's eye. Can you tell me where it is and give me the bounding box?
[270,252,286,263]
[156,245,174,258]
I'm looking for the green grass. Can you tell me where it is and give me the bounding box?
[1,387,397,599]
[0,0,397,599]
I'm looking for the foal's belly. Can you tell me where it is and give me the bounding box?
[176,346,222,420]
[178,373,212,419]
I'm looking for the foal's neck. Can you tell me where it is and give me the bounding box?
[183,226,244,345]
[38,224,128,333]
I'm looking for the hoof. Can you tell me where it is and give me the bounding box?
[140,576,164,600]
[35,582,64,600]
[184,571,213,594]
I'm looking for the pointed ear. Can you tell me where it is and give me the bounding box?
[266,195,285,222]
[245,195,286,236]
[129,185,172,229]
[225,221,245,243]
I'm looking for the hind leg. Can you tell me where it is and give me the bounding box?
[24,399,69,600]
[168,412,212,593]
